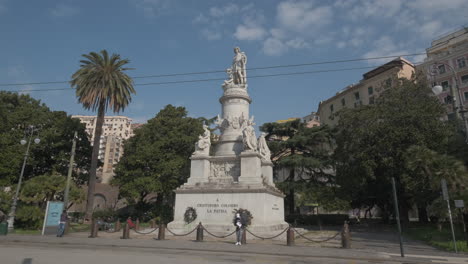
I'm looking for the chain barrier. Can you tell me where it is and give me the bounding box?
[165,226,199,236]
[201,225,236,238]
[131,227,159,235]
[245,227,289,240]
[292,227,341,243]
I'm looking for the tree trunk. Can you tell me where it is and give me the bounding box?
[417,204,429,223]
[85,103,105,220]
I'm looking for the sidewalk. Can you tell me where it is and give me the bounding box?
[0,232,465,264]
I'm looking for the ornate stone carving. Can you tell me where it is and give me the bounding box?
[215,114,254,133]
[194,124,211,155]
[210,161,240,179]
[257,132,271,161]
[242,118,257,152]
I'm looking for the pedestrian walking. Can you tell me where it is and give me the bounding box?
[233,213,245,246]
[57,210,68,237]
[126,217,135,229]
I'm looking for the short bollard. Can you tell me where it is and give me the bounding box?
[150,220,155,229]
[341,221,351,249]
[196,223,204,242]
[115,220,121,232]
[158,224,166,240]
[121,224,130,239]
[135,218,140,231]
[241,228,247,245]
[89,219,98,238]
[287,227,295,246]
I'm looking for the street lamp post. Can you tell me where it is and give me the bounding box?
[7,125,40,231]
[431,62,468,143]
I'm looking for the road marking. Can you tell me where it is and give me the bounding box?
[381,253,468,264]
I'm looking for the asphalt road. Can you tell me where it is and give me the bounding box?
[0,242,407,264]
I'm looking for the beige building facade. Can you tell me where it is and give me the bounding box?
[317,57,415,126]
[418,27,468,119]
[72,115,135,184]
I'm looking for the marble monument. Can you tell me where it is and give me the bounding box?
[167,47,288,236]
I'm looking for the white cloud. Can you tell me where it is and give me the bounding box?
[346,0,402,20]
[419,20,444,39]
[286,38,308,49]
[363,36,410,65]
[134,0,169,18]
[193,13,209,24]
[277,1,333,32]
[49,3,80,17]
[209,3,239,17]
[406,0,467,13]
[262,37,287,56]
[234,24,266,41]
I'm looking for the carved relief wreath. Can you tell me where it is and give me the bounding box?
[184,207,197,224]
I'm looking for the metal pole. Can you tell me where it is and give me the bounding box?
[7,128,33,231]
[391,177,405,257]
[446,199,458,253]
[63,131,77,210]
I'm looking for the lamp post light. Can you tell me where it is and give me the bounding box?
[431,62,468,143]
[7,125,40,231]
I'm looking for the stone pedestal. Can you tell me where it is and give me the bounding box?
[167,47,286,239]
[186,155,210,185]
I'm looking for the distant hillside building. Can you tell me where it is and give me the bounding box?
[72,115,139,184]
[317,57,415,126]
[418,27,468,120]
[302,112,320,128]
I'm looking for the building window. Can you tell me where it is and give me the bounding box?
[341,98,346,106]
[458,58,466,68]
[369,97,375,104]
[464,92,468,100]
[438,64,446,74]
[354,92,360,100]
[461,75,468,84]
[368,86,373,95]
[441,81,450,91]
[330,104,334,113]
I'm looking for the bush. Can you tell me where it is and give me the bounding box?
[286,214,349,226]
[15,205,44,230]
[92,209,117,221]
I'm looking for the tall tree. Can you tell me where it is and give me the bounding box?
[260,119,336,214]
[112,105,203,221]
[71,50,135,220]
[334,77,456,223]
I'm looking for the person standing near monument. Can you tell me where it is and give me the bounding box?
[233,213,245,245]
[57,210,68,237]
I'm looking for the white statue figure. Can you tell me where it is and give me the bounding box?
[242,118,257,151]
[232,47,247,85]
[258,132,271,161]
[223,68,234,87]
[194,124,211,155]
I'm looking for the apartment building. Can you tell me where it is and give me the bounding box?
[418,27,468,119]
[317,57,415,126]
[72,115,135,184]
[302,112,320,128]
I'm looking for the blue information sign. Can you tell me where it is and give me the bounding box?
[45,202,64,226]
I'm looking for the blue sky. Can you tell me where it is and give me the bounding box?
[1,0,468,128]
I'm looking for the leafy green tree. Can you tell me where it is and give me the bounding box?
[112,105,203,221]
[334,78,457,223]
[0,91,91,186]
[403,145,468,222]
[71,50,136,219]
[260,119,338,214]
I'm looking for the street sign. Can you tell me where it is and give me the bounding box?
[41,201,64,235]
[454,200,465,208]
[441,179,449,200]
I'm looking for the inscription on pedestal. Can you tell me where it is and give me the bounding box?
[196,203,239,214]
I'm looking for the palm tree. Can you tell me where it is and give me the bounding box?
[71,50,135,220]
